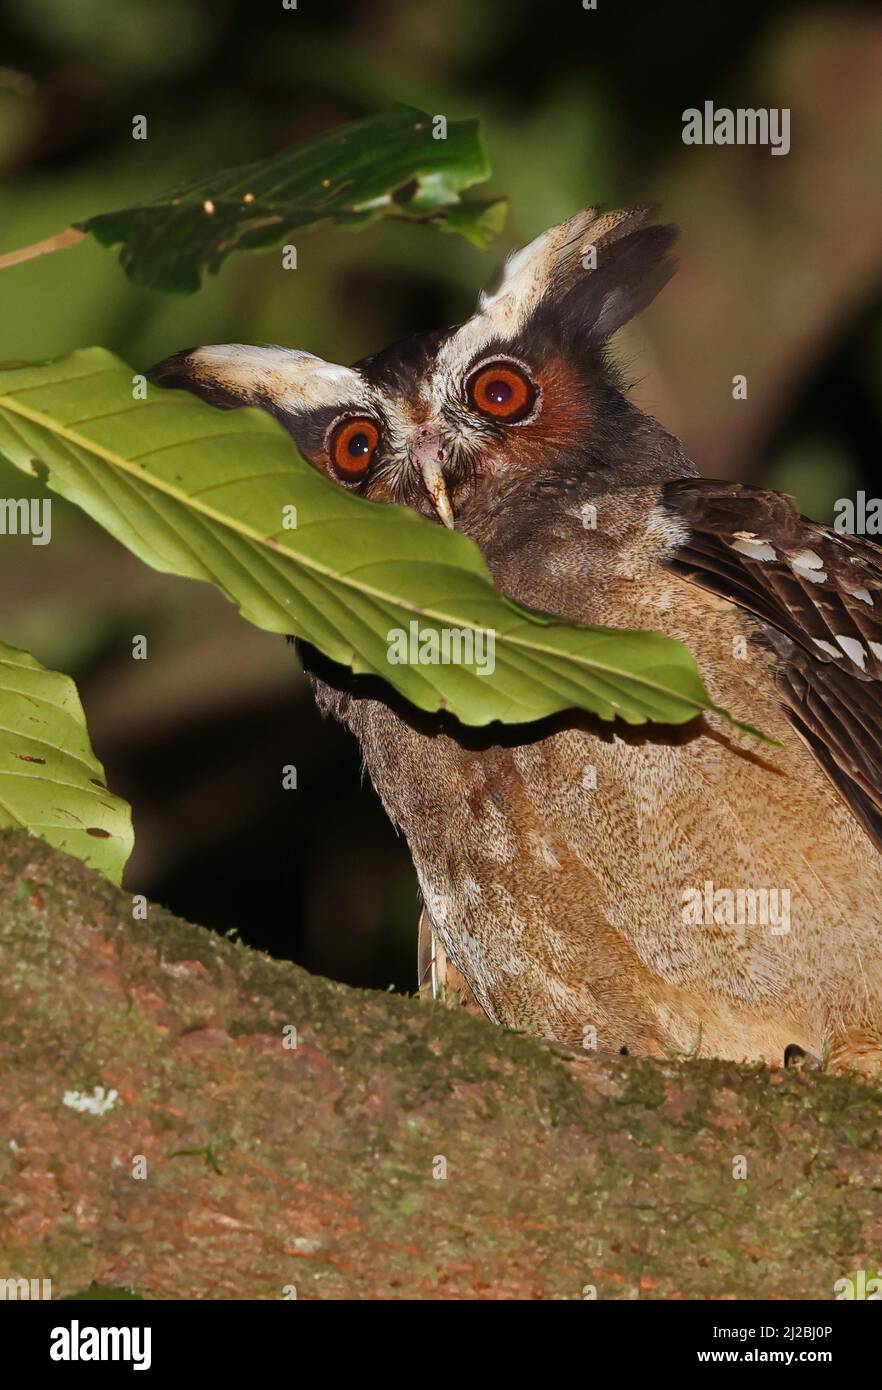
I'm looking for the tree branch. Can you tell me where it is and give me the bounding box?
[1,828,880,1299]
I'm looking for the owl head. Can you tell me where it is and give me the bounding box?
[150,205,677,530]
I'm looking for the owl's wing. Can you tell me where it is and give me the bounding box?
[662,477,882,851]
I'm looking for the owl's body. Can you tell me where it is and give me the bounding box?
[153,206,882,1072]
[320,473,882,1070]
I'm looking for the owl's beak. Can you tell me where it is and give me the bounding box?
[410,427,455,529]
[420,456,455,529]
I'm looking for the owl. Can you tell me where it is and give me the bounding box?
[151,206,882,1074]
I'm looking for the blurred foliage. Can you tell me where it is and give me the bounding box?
[78,107,504,290]
[0,0,880,992]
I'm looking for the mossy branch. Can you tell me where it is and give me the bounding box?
[1,828,880,1300]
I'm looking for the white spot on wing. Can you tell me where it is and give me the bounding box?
[813,638,840,658]
[731,536,777,562]
[834,635,867,670]
[790,549,827,583]
[850,587,874,605]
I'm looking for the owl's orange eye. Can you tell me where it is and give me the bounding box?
[329,416,380,479]
[466,360,537,422]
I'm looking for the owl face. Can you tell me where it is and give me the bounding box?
[150,205,677,529]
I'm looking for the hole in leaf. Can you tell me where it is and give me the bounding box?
[392,178,418,206]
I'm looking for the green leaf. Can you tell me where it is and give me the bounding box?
[0,348,759,735]
[0,637,133,883]
[76,106,506,291]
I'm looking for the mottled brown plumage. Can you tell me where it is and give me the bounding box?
[151,207,882,1073]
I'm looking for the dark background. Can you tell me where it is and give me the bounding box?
[1,0,881,992]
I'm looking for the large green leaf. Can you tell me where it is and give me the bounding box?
[77,106,505,292]
[0,348,757,734]
[0,639,133,883]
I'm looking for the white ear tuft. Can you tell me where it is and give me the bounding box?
[150,344,367,412]
[439,206,675,366]
[478,206,657,333]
